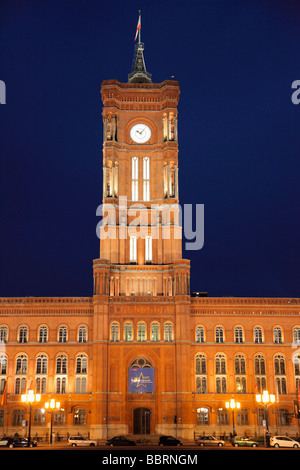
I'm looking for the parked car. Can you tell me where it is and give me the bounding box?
[232,437,259,447]
[159,435,182,446]
[68,436,98,447]
[8,437,37,448]
[270,436,300,448]
[196,435,225,447]
[0,437,14,447]
[105,436,136,446]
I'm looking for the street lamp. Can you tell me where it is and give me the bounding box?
[225,398,240,436]
[255,390,275,432]
[45,398,61,445]
[21,390,41,447]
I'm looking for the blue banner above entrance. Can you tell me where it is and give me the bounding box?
[129,368,155,393]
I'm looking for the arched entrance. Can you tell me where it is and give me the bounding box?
[133,407,151,434]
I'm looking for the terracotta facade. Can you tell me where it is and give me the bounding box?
[1,59,300,441]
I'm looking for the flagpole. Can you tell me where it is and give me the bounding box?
[138,11,141,44]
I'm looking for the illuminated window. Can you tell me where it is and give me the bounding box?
[145,235,152,262]
[143,157,150,201]
[132,157,138,201]
[130,235,137,263]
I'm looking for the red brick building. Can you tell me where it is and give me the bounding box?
[0,35,299,441]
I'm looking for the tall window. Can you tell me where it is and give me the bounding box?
[130,235,137,263]
[234,326,244,344]
[145,235,152,263]
[195,354,207,394]
[235,354,246,393]
[56,354,67,394]
[78,326,87,343]
[143,157,150,201]
[164,322,173,342]
[75,354,87,393]
[293,327,300,344]
[110,322,119,342]
[58,326,67,343]
[38,326,48,343]
[196,326,205,343]
[274,354,287,394]
[124,322,133,341]
[215,326,224,343]
[18,326,28,344]
[15,354,27,394]
[0,326,8,343]
[254,326,263,343]
[36,353,47,394]
[274,327,283,344]
[137,322,146,341]
[215,354,227,393]
[254,354,267,393]
[132,157,138,201]
[151,322,159,341]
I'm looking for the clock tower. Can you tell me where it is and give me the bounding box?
[92,23,192,438]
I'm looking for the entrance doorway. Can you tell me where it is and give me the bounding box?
[133,408,151,434]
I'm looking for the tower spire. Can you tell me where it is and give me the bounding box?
[128,11,152,83]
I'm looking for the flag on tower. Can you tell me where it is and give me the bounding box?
[1,380,7,405]
[134,12,141,41]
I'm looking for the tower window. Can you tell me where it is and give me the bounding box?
[143,157,150,201]
[130,235,137,263]
[145,235,152,263]
[132,157,138,201]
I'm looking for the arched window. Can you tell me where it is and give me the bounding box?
[215,354,227,393]
[293,327,300,344]
[15,354,27,394]
[274,354,287,394]
[215,326,224,343]
[137,322,146,341]
[74,408,86,425]
[110,322,119,342]
[0,355,7,376]
[143,157,150,201]
[16,354,27,375]
[75,354,87,393]
[0,326,8,343]
[78,326,87,343]
[130,235,137,263]
[58,326,67,343]
[254,326,263,343]
[197,407,209,425]
[254,354,267,393]
[151,322,159,341]
[132,157,138,201]
[56,354,67,374]
[234,326,244,344]
[56,354,67,394]
[235,354,246,393]
[124,322,133,341]
[145,235,152,263]
[196,326,205,343]
[76,354,87,374]
[195,354,207,394]
[274,327,283,344]
[36,354,47,375]
[38,326,48,343]
[164,322,173,342]
[18,326,28,344]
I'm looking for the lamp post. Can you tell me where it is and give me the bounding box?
[225,398,240,436]
[255,390,275,432]
[45,398,61,445]
[21,390,41,447]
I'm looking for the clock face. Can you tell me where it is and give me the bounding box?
[130,124,151,143]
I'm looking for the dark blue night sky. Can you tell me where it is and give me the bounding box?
[0,0,299,298]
